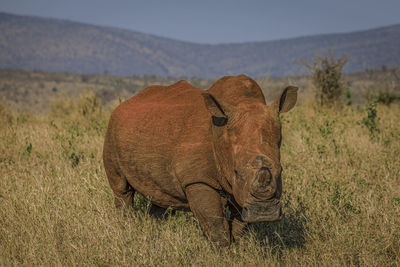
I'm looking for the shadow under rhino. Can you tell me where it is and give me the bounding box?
[134,193,307,252]
[249,201,308,252]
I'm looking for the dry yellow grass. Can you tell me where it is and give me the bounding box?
[1,89,399,266]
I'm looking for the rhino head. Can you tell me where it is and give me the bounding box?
[202,75,298,223]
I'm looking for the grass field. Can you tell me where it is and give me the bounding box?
[1,73,400,266]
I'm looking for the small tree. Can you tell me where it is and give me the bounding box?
[302,52,348,107]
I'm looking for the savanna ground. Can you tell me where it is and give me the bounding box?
[0,69,399,266]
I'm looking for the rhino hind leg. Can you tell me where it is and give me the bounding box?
[113,180,135,209]
[104,163,135,209]
[185,183,231,247]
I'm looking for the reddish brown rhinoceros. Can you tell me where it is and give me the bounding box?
[103,75,298,246]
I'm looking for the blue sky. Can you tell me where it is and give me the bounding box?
[1,0,400,44]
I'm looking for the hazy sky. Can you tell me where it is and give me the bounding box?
[1,0,400,44]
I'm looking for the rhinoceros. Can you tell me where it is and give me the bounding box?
[103,75,297,246]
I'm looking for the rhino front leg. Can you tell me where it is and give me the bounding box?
[231,217,247,241]
[185,183,230,247]
[228,202,248,241]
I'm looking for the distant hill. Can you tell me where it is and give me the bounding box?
[1,12,400,78]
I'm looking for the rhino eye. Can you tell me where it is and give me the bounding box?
[212,116,228,126]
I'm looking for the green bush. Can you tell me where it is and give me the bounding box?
[376,90,400,105]
[301,53,348,107]
[345,88,352,106]
[361,102,379,138]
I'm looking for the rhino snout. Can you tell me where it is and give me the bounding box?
[241,202,283,223]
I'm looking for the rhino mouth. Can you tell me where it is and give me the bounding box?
[241,200,283,223]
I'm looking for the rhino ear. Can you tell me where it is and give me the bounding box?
[202,93,228,126]
[275,86,298,113]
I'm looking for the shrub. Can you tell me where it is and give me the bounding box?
[345,88,352,106]
[376,90,400,105]
[365,67,400,105]
[301,52,348,107]
[81,74,90,83]
[361,101,379,138]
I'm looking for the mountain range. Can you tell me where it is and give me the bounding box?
[1,12,399,78]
